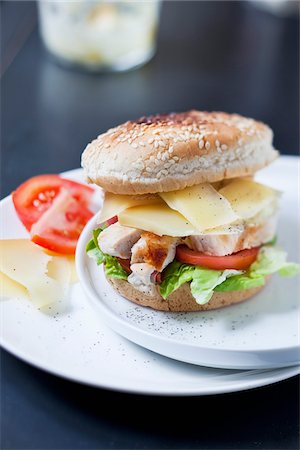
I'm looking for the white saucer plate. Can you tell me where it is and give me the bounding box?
[0,161,299,395]
[77,156,300,370]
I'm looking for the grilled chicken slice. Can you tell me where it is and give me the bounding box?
[128,233,178,296]
[185,231,242,257]
[131,232,178,272]
[128,263,158,296]
[185,215,277,256]
[98,222,141,259]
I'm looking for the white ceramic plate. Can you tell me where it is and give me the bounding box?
[0,163,299,396]
[77,157,300,370]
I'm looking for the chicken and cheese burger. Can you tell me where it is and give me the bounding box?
[81,111,299,312]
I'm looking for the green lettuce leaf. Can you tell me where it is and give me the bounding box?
[160,261,195,299]
[216,246,300,292]
[86,228,105,265]
[104,255,128,280]
[160,261,241,304]
[191,268,242,304]
[250,246,300,277]
[86,228,128,280]
[278,263,300,277]
[265,235,277,246]
[215,274,265,292]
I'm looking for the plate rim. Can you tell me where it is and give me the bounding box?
[1,337,299,396]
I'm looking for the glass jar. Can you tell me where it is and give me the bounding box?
[38,1,161,72]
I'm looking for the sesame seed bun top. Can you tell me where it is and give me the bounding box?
[81,110,278,194]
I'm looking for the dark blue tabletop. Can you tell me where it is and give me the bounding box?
[1,1,299,449]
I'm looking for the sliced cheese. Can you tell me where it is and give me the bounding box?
[118,203,199,237]
[198,224,244,235]
[219,179,278,220]
[0,272,28,299]
[97,192,160,224]
[48,255,71,285]
[66,256,78,283]
[42,252,77,283]
[160,183,238,232]
[0,240,70,308]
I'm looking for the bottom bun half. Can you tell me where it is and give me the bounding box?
[107,276,268,312]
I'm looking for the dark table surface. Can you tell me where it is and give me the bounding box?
[1,1,299,449]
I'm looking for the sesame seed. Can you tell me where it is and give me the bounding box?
[146,167,152,173]
[157,152,161,159]
[205,141,210,150]
[135,163,144,170]
[199,140,204,149]
[104,143,110,148]
[215,139,220,147]
[168,146,174,154]
[154,141,159,148]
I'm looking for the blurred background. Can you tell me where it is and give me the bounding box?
[1,0,299,197]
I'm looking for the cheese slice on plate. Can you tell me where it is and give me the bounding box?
[118,203,199,237]
[219,179,278,220]
[160,183,238,232]
[0,272,28,299]
[47,255,71,285]
[0,239,71,307]
[66,256,78,283]
[98,192,160,224]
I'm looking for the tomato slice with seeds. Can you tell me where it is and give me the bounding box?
[176,245,260,270]
[12,174,94,231]
[30,189,93,254]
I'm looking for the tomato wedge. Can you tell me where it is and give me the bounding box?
[176,245,260,270]
[12,174,94,231]
[31,189,93,254]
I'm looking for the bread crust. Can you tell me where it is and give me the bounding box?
[107,276,267,312]
[82,111,278,194]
